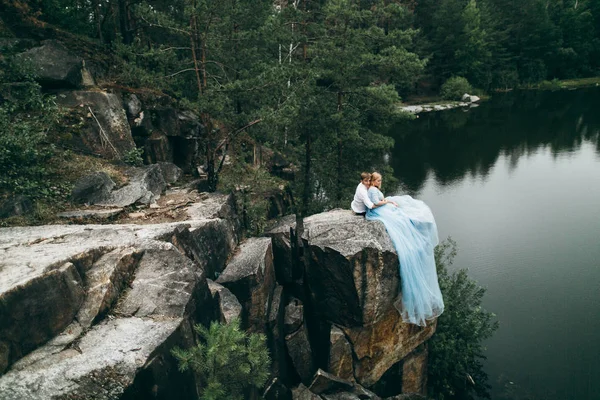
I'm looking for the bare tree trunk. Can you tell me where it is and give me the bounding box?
[336,92,343,202]
[189,16,203,95]
[302,129,312,216]
[93,0,103,43]
[118,0,133,44]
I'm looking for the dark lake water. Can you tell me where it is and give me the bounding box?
[388,88,600,400]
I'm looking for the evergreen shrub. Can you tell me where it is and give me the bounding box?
[440,77,473,100]
[171,319,270,400]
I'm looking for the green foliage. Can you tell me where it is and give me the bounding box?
[538,78,562,91]
[0,57,63,196]
[428,238,499,400]
[171,319,271,400]
[122,147,144,166]
[219,163,286,236]
[440,77,473,100]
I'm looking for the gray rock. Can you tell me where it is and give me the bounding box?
[265,214,299,284]
[57,208,123,220]
[301,209,398,327]
[0,215,221,397]
[56,90,135,159]
[286,320,316,385]
[0,317,182,399]
[0,195,33,218]
[71,172,116,205]
[266,285,289,384]
[329,326,354,382]
[116,248,210,319]
[216,237,275,333]
[207,279,242,324]
[309,369,354,395]
[284,297,304,334]
[124,93,142,117]
[0,262,85,374]
[157,161,182,184]
[15,40,94,88]
[274,210,438,387]
[0,198,237,378]
[144,131,174,164]
[98,164,166,207]
[293,383,324,400]
[461,93,471,102]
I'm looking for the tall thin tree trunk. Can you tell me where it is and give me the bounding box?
[302,129,312,216]
[189,16,203,95]
[118,0,133,44]
[336,92,343,202]
[93,0,103,43]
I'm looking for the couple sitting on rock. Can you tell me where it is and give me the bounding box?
[351,172,445,327]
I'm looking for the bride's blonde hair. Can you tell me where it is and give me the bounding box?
[371,172,382,188]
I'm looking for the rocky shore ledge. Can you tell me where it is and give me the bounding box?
[0,197,435,400]
[399,94,481,114]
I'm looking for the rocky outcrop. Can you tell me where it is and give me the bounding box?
[0,199,436,399]
[15,40,95,88]
[267,209,438,395]
[70,163,182,209]
[71,171,116,205]
[57,90,136,159]
[0,193,240,398]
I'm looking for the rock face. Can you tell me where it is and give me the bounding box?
[216,237,276,333]
[0,194,241,398]
[71,172,116,204]
[207,279,242,324]
[97,164,167,207]
[301,210,400,328]
[268,209,438,395]
[15,40,95,88]
[57,90,136,159]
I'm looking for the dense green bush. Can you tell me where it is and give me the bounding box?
[440,77,473,100]
[171,319,270,400]
[428,238,499,400]
[0,74,61,196]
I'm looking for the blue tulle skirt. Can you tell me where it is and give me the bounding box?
[367,195,444,326]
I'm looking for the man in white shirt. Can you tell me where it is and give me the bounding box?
[351,172,375,215]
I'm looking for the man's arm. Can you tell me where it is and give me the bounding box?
[360,186,376,209]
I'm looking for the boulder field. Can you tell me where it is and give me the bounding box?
[0,200,436,399]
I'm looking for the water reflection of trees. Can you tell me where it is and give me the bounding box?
[389,88,600,193]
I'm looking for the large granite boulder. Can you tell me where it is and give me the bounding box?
[15,40,95,88]
[301,209,399,327]
[0,194,241,396]
[97,164,166,207]
[274,209,438,389]
[216,237,276,333]
[71,171,116,205]
[56,90,136,159]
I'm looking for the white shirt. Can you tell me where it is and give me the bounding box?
[351,183,374,213]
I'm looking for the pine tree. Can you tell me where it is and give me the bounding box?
[171,319,271,400]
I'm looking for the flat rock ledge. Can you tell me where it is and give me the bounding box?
[0,193,240,399]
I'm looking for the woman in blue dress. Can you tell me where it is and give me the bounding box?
[367,172,444,326]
